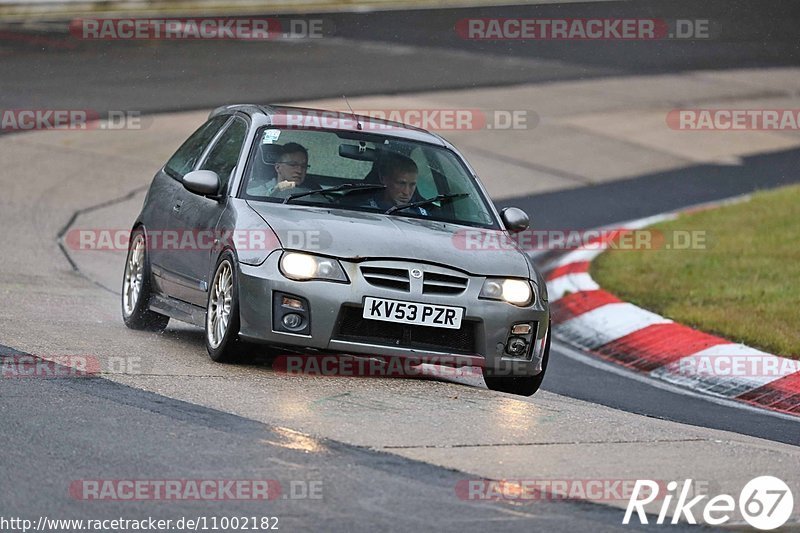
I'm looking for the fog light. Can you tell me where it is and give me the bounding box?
[282,296,304,310]
[511,323,532,335]
[282,313,304,330]
[273,292,310,335]
[506,336,528,356]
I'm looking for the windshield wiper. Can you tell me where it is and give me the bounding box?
[385,193,469,215]
[283,183,385,204]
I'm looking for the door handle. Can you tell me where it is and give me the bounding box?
[173,200,183,213]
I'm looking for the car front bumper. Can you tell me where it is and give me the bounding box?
[237,251,550,376]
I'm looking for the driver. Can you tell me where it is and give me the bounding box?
[367,153,428,215]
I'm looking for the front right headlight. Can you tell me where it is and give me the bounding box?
[479,278,533,306]
[279,252,348,282]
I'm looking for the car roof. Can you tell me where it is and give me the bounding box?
[209,104,449,146]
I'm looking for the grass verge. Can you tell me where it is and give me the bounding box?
[591,184,800,359]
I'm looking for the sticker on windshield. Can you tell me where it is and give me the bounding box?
[262,129,281,144]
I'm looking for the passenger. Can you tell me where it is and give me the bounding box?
[269,142,320,196]
[368,153,427,215]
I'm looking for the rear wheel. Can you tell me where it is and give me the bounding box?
[205,253,247,363]
[483,322,550,396]
[121,229,169,332]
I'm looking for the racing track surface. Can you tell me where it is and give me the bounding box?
[2,0,800,114]
[2,1,800,528]
[2,120,798,526]
[3,346,650,532]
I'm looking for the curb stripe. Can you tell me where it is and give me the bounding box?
[551,290,621,325]
[651,349,777,399]
[548,272,599,301]
[546,261,590,281]
[556,302,672,350]
[595,323,726,372]
[737,372,800,415]
[544,248,605,272]
[652,345,800,399]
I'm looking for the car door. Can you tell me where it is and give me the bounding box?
[149,115,231,296]
[164,115,249,307]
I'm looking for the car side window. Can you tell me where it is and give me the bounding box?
[164,116,230,179]
[200,117,248,193]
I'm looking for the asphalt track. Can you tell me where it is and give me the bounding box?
[5,0,795,440]
[3,344,663,533]
[2,0,800,113]
[2,1,800,529]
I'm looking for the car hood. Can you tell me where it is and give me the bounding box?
[246,202,530,278]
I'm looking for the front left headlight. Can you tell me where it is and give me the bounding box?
[479,278,534,306]
[279,252,348,282]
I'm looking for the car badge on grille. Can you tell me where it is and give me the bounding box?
[410,269,423,279]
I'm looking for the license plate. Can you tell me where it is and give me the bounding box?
[363,297,463,329]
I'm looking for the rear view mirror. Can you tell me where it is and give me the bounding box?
[182,170,220,196]
[339,144,378,161]
[501,207,530,233]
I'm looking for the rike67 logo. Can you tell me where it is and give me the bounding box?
[624,476,794,529]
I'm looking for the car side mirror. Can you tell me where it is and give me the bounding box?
[501,207,530,233]
[183,170,220,196]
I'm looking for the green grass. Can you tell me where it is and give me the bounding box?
[591,184,800,359]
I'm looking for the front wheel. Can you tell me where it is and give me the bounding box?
[121,229,169,332]
[205,253,247,363]
[483,322,550,396]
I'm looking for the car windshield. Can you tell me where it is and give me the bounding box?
[241,127,499,229]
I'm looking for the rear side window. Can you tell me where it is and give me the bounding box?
[164,115,229,179]
[200,117,248,192]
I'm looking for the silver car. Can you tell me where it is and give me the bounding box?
[121,105,550,396]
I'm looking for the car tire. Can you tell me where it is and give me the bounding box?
[483,321,550,397]
[205,252,248,363]
[121,229,170,332]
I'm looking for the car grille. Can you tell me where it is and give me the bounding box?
[334,306,477,354]
[360,266,409,292]
[423,272,468,295]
